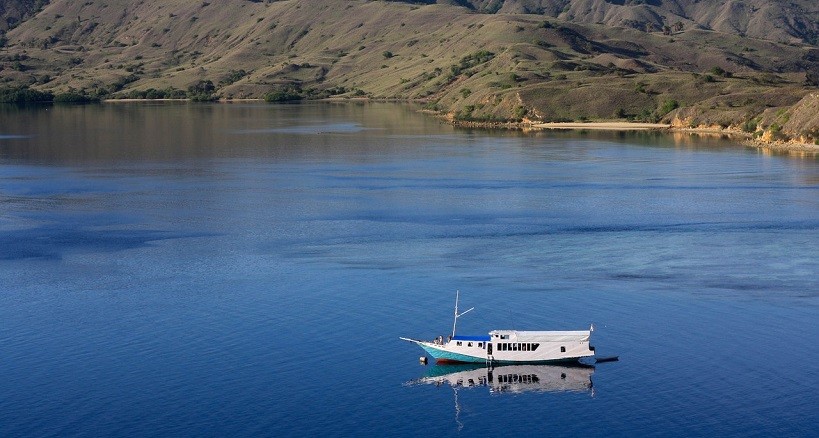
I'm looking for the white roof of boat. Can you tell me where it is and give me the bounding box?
[490,330,589,335]
[489,330,590,341]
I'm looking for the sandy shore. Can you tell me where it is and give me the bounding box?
[533,122,671,131]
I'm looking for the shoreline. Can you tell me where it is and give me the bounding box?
[451,117,819,154]
[533,122,671,131]
[97,99,818,154]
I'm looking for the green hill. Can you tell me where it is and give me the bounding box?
[1,0,818,144]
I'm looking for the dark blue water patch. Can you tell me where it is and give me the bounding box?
[560,220,819,234]
[610,273,677,280]
[289,219,819,242]
[0,226,211,260]
[0,134,32,140]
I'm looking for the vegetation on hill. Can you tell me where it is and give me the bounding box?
[0,0,818,145]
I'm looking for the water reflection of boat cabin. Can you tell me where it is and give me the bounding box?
[410,363,594,394]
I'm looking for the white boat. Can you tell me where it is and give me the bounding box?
[400,292,596,364]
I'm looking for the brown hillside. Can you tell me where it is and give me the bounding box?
[461,0,819,45]
[1,0,818,144]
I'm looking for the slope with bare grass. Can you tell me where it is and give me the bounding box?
[0,0,818,145]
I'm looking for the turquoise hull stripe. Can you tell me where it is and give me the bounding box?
[419,344,484,363]
[416,342,588,364]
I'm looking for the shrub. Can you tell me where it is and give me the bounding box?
[110,74,139,92]
[219,69,248,86]
[54,92,100,103]
[658,99,679,115]
[264,88,303,102]
[382,51,394,59]
[742,119,758,133]
[145,88,166,99]
[187,80,216,101]
[709,66,732,78]
[0,86,54,103]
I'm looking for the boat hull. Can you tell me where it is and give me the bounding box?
[419,343,486,364]
[414,340,589,364]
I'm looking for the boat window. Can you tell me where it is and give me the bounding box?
[561,346,566,353]
[467,342,473,347]
[513,343,518,351]
[532,343,540,351]
[478,342,483,348]
[456,341,462,346]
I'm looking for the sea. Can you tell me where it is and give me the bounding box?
[1,102,818,437]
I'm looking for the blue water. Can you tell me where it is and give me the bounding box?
[1,103,818,436]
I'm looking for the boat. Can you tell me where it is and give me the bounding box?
[400,291,596,364]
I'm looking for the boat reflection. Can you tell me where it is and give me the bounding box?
[407,363,594,394]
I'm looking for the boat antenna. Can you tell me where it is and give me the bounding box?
[452,290,474,338]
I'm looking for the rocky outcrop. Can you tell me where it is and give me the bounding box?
[760,93,819,144]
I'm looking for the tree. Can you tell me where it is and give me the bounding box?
[188,80,215,95]
[187,80,216,101]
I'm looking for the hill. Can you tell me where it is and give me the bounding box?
[1,0,818,145]
[458,0,819,45]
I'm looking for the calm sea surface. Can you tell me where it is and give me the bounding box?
[1,102,818,437]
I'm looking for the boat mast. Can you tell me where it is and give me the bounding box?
[451,290,474,338]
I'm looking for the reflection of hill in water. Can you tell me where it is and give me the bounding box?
[408,363,594,394]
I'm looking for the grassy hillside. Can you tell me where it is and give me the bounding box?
[460,0,819,45]
[1,0,818,143]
